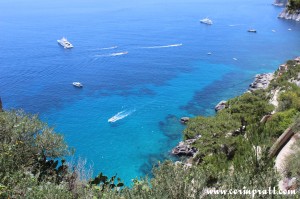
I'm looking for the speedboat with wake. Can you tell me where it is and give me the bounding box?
[108,111,128,123]
[200,18,213,25]
[57,37,73,49]
[72,82,83,88]
[108,109,135,123]
[108,116,119,123]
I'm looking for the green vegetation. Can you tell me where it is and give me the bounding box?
[288,0,300,11]
[1,59,300,198]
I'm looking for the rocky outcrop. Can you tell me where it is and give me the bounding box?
[180,117,190,124]
[215,100,227,112]
[248,73,274,92]
[172,135,201,157]
[278,9,300,21]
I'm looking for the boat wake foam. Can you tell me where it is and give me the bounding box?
[95,51,128,57]
[140,43,183,49]
[108,109,136,123]
[99,46,118,50]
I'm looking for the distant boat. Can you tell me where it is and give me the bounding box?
[200,18,213,25]
[233,58,238,61]
[72,82,83,88]
[288,28,292,31]
[248,29,257,33]
[272,30,276,32]
[207,52,212,55]
[57,37,73,49]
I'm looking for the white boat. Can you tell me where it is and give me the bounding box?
[108,116,118,123]
[72,82,83,88]
[248,29,257,33]
[200,18,213,25]
[57,37,73,49]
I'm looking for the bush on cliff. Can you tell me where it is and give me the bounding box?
[288,0,300,11]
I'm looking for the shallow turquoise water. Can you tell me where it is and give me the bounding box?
[0,0,300,184]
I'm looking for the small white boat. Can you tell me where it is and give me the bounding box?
[200,18,213,25]
[108,116,118,123]
[72,82,83,88]
[288,28,292,31]
[233,58,238,61]
[57,37,73,49]
[207,52,212,55]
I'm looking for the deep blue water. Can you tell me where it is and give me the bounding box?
[1,0,300,185]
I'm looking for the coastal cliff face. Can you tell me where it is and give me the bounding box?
[277,0,300,21]
[278,9,300,21]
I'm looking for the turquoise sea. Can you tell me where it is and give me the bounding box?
[1,0,300,184]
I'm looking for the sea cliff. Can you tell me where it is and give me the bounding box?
[278,9,300,21]
[276,0,300,21]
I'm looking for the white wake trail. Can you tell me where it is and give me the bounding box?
[140,43,183,49]
[108,109,136,123]
[95,51,128,57]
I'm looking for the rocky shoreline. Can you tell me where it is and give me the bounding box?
[273,0,300,21]
[248,73,274,92]
[278,9,300,21]
[172,57,300,161]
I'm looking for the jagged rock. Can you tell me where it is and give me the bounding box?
[215,100,227,112]
[185,139,196,145]
[249,73,274,92]
[278,9,300,21]
[171,144,197,156]
[180,117,190,124]
[172,137,200,156]
[279,64,288,72]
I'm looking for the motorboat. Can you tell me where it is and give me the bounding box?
[200,18,213,25]
[108,116,118,123]
[248,29,257,33]
[72,82,83,88]
[57,37,74,49]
